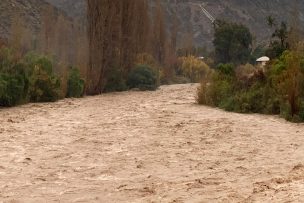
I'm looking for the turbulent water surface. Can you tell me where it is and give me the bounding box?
[0,84,304,202]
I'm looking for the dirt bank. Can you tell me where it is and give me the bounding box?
[0,84,303,202]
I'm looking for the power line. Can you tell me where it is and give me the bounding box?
[199,3,215,23]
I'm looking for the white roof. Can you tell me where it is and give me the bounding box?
[256,56,270,62]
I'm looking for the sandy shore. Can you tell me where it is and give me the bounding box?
[0,84,303,202]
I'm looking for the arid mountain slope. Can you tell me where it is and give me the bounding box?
[154,0,304,49]
[44,0,85,20]
[45,0,304,50]
[1,0,303,50]
[0,0,73,43]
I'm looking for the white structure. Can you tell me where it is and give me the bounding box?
[256,56,270,67]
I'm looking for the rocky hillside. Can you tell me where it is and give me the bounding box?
[45,0,304,50]
[0,0,71,41]
[155,0,304,49]
[2,0,304,50]
[44,0,85,20]
[0,0,44,40]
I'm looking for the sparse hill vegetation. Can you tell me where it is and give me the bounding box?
[0,0,71,40]
[44,0,304,50]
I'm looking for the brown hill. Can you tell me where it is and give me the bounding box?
[0,0,71,41]
[0,0,86,68]
[154,0,304,49]
[46,0,304,50]
[1,0,303,51]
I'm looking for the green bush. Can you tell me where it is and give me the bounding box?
[104,66,127,92]
[29,68,61,102]
[0,71,28,106]
[237,88,264,113]
[216,63,235,76]
[197,67,235,107]
[25,54,61,102]
[0,48,29,107]
[213,79,234,106]
[66,67,85,98]
[127,65,157,91]
[219,96,236,112]
[207,81,266,113]
[198,62,282,113]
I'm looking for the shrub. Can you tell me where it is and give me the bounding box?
[29,67,61,102]
[235,63,255,79]
[198,51,304,122]
[197,70,234,106]
[0,70,28,106]
[233,84,266,113]
[0,48,29,107]
[216,63,235,76]
[66,67,85,98]
[25,54,61,102]
[197,78,212,105]
[178,55,210,82]
[271,51,304,119]
[213,78,234,106]
[198,62,280,113]
[171,75,191,84]
[219,96,236,112]
[25,53,53,75]
[127,64,157,91]
[104,66,127,92]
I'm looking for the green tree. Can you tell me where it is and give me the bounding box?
[213,20,252,65]
[273,22,289,49]
[266,21,289,58]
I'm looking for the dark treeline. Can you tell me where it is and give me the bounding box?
[87,0,175,94]
[1,0,209,107]
[87,0,150,94]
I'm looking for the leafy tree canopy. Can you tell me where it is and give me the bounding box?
[266,17,289,58]
[213,20,253,65]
